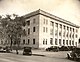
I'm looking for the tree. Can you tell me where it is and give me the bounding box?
[1,14,26,50]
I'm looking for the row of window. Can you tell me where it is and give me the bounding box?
[50,21,78,33]
[43,27,48,33]
[26,18,36,26]
[28,27,36,35]
[43,38,76,46]
[22,39,35,45]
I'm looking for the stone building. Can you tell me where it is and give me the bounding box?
[20,9,80,48]
[0,9,79,49]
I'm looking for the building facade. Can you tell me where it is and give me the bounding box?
[0,9,79,48]
[20,9,80,49]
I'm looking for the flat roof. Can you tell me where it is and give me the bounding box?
[24,9,80,28]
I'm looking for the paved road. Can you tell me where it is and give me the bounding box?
[0,50,76,62]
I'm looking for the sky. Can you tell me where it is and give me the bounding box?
[0,0,80,36]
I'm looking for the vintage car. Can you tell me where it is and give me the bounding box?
[59,46,70,51]
[23,47,32,55]
[67,47,80,61]
[46,46,59,52]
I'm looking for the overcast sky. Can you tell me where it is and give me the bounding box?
[0,0,80,26]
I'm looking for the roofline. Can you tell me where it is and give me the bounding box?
[24,9,80,28]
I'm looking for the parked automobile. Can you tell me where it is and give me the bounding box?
[59,46,70,51]
[67,47,80,61]
[5,46,11,53]
[23,47,32,55]
[0,46,6,53]
[46,46,59,52]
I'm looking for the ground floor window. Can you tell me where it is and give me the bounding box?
[28,39,30,44]
[55,38,57,45]
[66,40,68,45]
[59,39,61,46]
[63,40,65,45]
[69,40,71,45]
[72,41,74,45]
[43,39,47,45]
[50,38,53,45]
[33,39,35,45]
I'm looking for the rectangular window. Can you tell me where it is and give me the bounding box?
[63,40,65,45]
[73,28,74,32]
[60,24,62,29]
[63,25,65,29]
[72,41,74,45]
[33,18,36,23]
[50,21,54,26]
[46,27,48,33]
[27,20,30,26]
[59,31,61,36]
[23,39,25,44]
[67,27,69,30]
[46,20,48,25]
[76,34,77,38]
[43,39,45,45]
[69,40,71,45]
[46,39,47,45]
[43,27,45,32]
[50,38,53,45]
[63,31,65,37]
[59,39,61,45]
[55,30,58,36]
[55,23,58,27]
[33,27,36,32]
[66,40,68,45]
[55,38,57,45]
[28,28,30,35]
[33,39,35,45]
[28,39,30,44]
[50,29,53,35]
[76,29,78,33]
[43,19,45,24]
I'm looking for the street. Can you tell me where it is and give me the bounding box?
[0,50,76,62]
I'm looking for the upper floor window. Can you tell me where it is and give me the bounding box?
[43,19,45,24]
[33,18,36,23]
[43,27,45,32]
[73,28,74,32]
[46,20,48,25]
[76,29,78,33]
[63,25,65,30]
[46,27,48,33]
[60,24,62,29]
[27,20,30,26]
[28,28,30,35]
[23,39,25,44]
[1,40,3,44]
[55,23,58,27]
[33,27,36,32]
[50,29,53,35]
[70,28,71,31]
[76,34,78,38]
[67,27,69,31]
[50,21,54,26]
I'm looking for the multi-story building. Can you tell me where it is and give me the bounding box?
[20,9,80,49]
[0,9,79,49]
